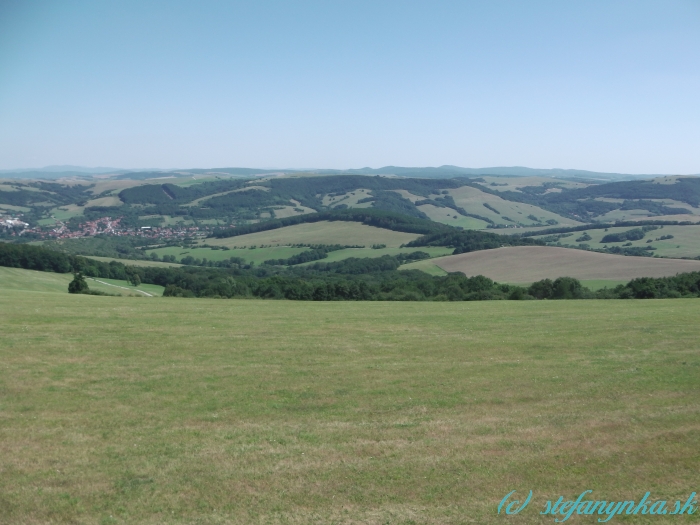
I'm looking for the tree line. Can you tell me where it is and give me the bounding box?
[3,241,700,301]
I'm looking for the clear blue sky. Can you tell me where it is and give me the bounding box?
[1,0,698,173]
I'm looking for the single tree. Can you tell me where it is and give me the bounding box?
[68,272,89,294]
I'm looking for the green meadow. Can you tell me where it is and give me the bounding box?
[1,287,699,524]
[145,245,309,265]
[0,267,163,297]
[84,256,182,268]
[145,243,452,266]
[204,221,421,249]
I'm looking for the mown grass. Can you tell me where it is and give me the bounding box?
[203,221,421,249]
[145,245,308,265]
[0,267,163,297]
[504,280,631,291]
[417,204,490,230]
[1,292,699,524]
[399,258,449,276]
[84,256,182,268]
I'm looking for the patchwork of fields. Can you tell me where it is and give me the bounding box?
[1,292,698,523]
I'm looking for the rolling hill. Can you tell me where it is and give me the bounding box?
[4,172,700,267]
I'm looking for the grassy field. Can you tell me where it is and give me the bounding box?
[569,279,629,291]
[446,186,581,228]
[399,259,629,289]
[203,221,421,249]
[435,246,700,283]
[322,189,374,209]
[144,245,452,267]
[399,258,449,276]
[85,277,165,297]
[535,225,700,259]
[0,267,164,296]
[298,246,453,265]
[270,205,315,219]
[0,203,32,213]
[474,176,590,192]
[84,256,182,268]
[417,204,490,230]
[1,292,699,524]
[146,245,309,265]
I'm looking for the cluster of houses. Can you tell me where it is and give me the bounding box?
[44,217,209,240]
[0,213,212,241]
[0,217,29,230]
[47,217,123,239]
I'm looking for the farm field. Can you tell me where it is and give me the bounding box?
[145,245,452,267]
[1,292,699,523]
[203,221,422,249]
[84,276,165,296]
[535,224,700,259]
[47,205,85,221]
[298,246,453,265]
[624,213,700,223]
[84,255,182,268]
[146,245,309,265]
[434,246,700,283]
[0,266,163,296]
[269,204,315,219]
[399,258,449,276]
[0,203,32,213]
[416,203,490,229]
[474,176,590,192]
[445,186,581,227]
[322,189,374,208]
[572,279,630,291]
[398,260,629,289]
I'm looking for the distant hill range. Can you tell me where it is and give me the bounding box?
[1,165,697,181]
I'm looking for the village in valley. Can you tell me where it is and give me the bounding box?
[0,213,209,241]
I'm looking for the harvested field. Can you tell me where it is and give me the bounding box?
[434,246,700,282]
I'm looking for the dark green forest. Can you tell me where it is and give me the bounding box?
[3,174,700,234]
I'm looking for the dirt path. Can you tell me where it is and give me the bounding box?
[89,278,154,297]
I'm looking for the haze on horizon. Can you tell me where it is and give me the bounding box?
[1,0,698,174]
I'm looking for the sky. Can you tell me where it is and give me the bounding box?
[0,0,698,173]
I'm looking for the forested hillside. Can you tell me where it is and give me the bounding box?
[2,174,700,261]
